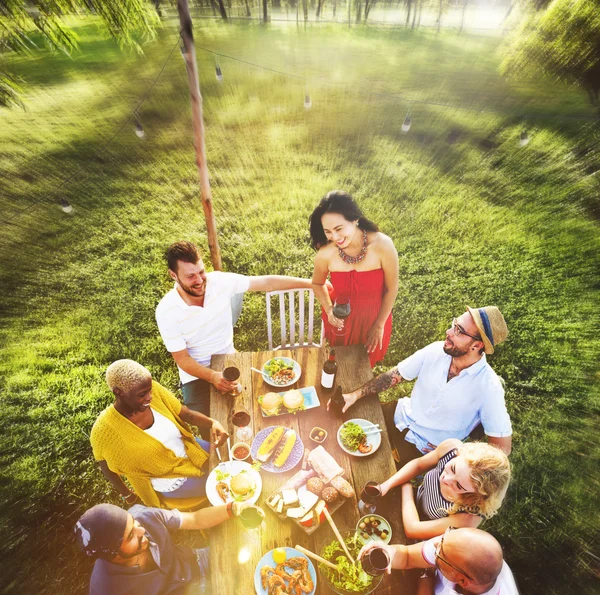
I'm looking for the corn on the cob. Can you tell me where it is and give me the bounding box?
[273,429,297,467]
[256,426,286,462]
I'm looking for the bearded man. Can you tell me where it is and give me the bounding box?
[334,307,512,461]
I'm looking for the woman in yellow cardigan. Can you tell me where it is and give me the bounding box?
[91,359,228,510]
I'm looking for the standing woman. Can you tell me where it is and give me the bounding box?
[309,190,399,366]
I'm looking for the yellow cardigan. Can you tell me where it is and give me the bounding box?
[91,380,209,509]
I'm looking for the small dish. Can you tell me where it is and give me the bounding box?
[356,514,392,545]
[310,427,327,444]
[231,442,251,461]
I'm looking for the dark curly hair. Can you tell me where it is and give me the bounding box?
[309,190,379,250]
[165,241,201,272]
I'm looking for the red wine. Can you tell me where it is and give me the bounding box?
[223,367,240,382]
[360,482,381,505]
[321,349,338,390]
[332,304,351,319]
[330,385,345,414]
[232,412,250,427]
[361,547,390,577]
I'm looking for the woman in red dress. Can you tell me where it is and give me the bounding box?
[309,191,399,366]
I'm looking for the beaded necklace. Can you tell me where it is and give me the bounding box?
[338,229,368,264]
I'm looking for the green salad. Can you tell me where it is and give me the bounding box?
[320,534,373,594]
[340,422,367,451]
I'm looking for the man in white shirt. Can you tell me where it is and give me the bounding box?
[359,527,519,595]
[156,241,312,417]
[336,306,512,459]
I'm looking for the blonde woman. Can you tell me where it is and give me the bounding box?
[378,440,510,540]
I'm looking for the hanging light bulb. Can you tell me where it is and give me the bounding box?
[135,121,145,138]
[60,198,73,214]
[215,65,223,82]
[519,130,529,147]
[401,113,412,133]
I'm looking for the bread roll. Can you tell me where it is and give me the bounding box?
[306,477,325,496]
[330,476,354,499]
[321,486,339,504]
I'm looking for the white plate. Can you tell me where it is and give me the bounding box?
[337,419,382,457]
[205,460,262,507]
[254,547,316,595]
[261,357,302,388]
[356,514,392,545]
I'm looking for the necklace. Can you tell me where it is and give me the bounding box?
[338,229,368,264]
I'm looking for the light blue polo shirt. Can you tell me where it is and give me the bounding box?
[394,341,512,453]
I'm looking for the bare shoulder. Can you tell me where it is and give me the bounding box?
[438,438,463,456]
[369,232,397,254]
[315,242,336,263]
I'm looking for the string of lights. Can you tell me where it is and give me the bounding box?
[3,35,598,227]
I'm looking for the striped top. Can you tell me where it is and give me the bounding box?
[417,449,458,519]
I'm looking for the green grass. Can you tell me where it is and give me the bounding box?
[1,19,599,594]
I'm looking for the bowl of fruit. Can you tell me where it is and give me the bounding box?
[355,514,392,545]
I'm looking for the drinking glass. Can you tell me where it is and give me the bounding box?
[360,546,390,577]
[231,403,253,441]
[358,481,381,515]
[223,366,242,397]
[239,506,264,530]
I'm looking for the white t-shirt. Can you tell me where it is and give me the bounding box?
[144,410,187,493]
[421,538,519,595]
[156,271,250,384]
[394,341,512,452]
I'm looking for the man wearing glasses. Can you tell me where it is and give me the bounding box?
[337,306,512,460]
[359,527,519,595]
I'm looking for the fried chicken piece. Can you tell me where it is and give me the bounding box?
[216,481,230,503]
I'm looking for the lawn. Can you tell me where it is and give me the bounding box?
[0,18,598,594]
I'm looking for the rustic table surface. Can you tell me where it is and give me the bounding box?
[208,345,418,595]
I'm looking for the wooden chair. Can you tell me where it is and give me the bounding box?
[266,289,324,350]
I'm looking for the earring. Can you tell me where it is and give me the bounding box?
[355,221,359,226]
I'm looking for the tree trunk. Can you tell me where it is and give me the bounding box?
[263,0,269,22]
[417,0,423,26]
[411,0,418,28]
[459,0,467,33]
[216,0,228,19]
[177,0,222,271]
[244,0,251,16]
[355,0,362,22]
[333,0,337,17]
[364,0,375,21]
[303,0,308,21]
[436,0,442,32]
[316,0,324,17]
[405,0,412,27]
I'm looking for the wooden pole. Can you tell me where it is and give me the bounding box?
[177,0,222,271]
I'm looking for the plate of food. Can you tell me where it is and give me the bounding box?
[250,425,304,473]
[254,547,316,595]
[337,419,381,457]
[318,531,382,595]
[205,460,262,507]
[356,514,392,545]
[258,386,320,417]
[261,357,302,388]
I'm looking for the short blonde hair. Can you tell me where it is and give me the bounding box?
[449,442,511,519]
[105,359,151,393]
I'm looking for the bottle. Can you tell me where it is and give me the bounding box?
[320,349,338,390]
[330,385,345,414]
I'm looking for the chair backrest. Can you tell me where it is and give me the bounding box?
[266,289,323,351]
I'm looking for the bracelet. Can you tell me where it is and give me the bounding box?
[120,492,136,502]
[226,501,234,518]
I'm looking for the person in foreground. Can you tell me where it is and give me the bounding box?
[75,500,264,595]
[91,359,228,510]
[379,440,511,539]
[309,190,399,367]
[333,306,512,460]
[359,527,519,595]
[156,241,313,416]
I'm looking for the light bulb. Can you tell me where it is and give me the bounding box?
[304,94,312,109]
[60,199,73,214]
[401,115,411,133]
[519,130,529,147]
[215,66,223,82]
[135,122,145,138]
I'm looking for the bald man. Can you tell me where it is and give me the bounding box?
[333,307,512,461]
[359,527,519,595]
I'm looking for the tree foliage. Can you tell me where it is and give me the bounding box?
[501,0,600,105]
[0,0,160,108]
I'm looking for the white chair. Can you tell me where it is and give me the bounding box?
[266,289,324,351]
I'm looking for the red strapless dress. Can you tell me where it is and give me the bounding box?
[322,269,392,367]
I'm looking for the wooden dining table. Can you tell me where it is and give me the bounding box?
[207,345,419,595]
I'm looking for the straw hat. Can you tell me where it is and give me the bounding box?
[466,306,508,355]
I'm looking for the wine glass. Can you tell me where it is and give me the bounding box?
[231,403,253,441]
[360,546,390,577]
[332,296,351,337]
[358,481,381,515]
